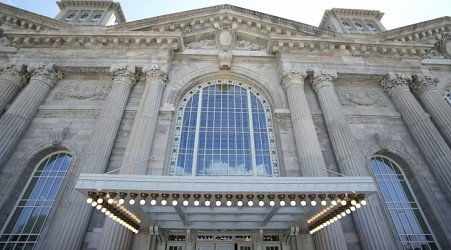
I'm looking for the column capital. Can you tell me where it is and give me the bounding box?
[110,65,138,86]
[143,64,169,84]
[411,74,439,96]
[380,72,411,95]
[280,69,307,89]
[27,64,62,88]
[0,64,28,88]
[311,69,337,92]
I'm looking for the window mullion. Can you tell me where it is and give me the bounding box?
[192,88,203,176]
[247,90,257,176]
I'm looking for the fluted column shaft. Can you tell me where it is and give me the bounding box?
[311,69,400,250]
[0,64,28,114]
[281,69,347,250]
[40,66,138,249]
[0,64,60,169]
[99,64,168,250]
[382,73,451,202]
[412,74,451,146]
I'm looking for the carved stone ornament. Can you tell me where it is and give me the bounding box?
[411,74,439,95]
[337,91,388,107]
[281,69,307,89]
[311,69,337,92]
[55,84,112,101]
[380,73,411,93]
[185,39,216,49]
[374,132,394,150]
[143,64,169,83]
[27,64,63,88]
[215,21,237,51]
[49,123,71,145]
[235,40,266,51]
[218,50,232,70]
[0,64,29,88]
[434,32,451,58]
[110,65,138,84]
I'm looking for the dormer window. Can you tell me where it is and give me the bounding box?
[354,22,365,31]
[91,13,102,22]
[64,13,76,22]
[367,22,378,31]
[342,21,352,30]
[78,13,89,22]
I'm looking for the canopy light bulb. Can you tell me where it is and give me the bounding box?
[108,198,114,204]
[183,200,189,206]
[226,200,232,207]
[129,199,135,205]
[269,200,275,207]
[101,208,107,213]
[205,200,211,207]
[331,200,337,206]
[248,201,254,207]
[341,200,347,206]
[86,197,93,204]
[351,200,357,206]
[118,199,125,205]
[311,200,317,206]
[194,200,200,206]
[321,200,327,206]
[150,199,157,206]
[361,200,367,206]
[300,200,307,206]
[237,201,243,207]
[356,203,361,208]
[290,200,296,206]
[172,200,178,206]
[280,200,286,207]
[216,200,221,206]
[96,204,102,210]
[91,202,97,207]
[259,201,264,207]
[161,200,167,206]
[140,199,146,205]
[97,198,103,204]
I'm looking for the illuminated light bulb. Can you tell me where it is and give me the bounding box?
[205,200,211,207]
[290,200,296,206]
[355,203,361,208]
[329,219,334,223]
[161,199,167,206]
[226,200,232,207]
[237,200,243,207]
[129,199,135,205]
[279,200,286,207]
[140,199,146,205]
[311,200,317,206]
[113,215,118,220]
[331,200,337,206]
[360,200,367,206]
[108,198,114,204]
[216,200,222,206]
[326,221,330,225]
[101,208,107,213]
[105,211,111,216]
[248,200,254,207]
[309,231,314,235]
[259,200,264,207]
[341,212,346,217]
[150,199,157,206]
[194,200,200,206]
[351,200,357,206]
[183,200,189,206]
[97,198,103,204]
[96,204,102,210]
[109,213,114,218]
[346,209,351,214]
[300,200,307,206]
[86,197,93,204]
[333,217,338,221]
[337,214,342,219]
[321,200,327,206]
[91,202,97,207]
[350,206,356,211]
[172,200,178,206]
[269,200,275,207]
[118,198,125,205]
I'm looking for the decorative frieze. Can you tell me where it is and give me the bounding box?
[235,40,266,50]
[185,39,216,49]
[337,91,388,107]
[55,85,111,100]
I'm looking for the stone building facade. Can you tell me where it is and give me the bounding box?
[0,1,451,250]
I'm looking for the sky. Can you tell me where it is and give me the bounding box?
[1,0,450,30]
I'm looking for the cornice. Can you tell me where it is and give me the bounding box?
[110,5,335,38]
[375,16,450,43]
[0,3,74,31]
[269,36,431,58]
[4,30,181,50]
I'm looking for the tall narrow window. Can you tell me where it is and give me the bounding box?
[370,156,438,250]
[444,89,451,105]
[0,151,73,249]
[169,80,279,177]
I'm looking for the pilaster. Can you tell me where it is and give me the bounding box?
[280,68,347,250]
[0,64,61,169]
[40,65,137,250]
[311,69,401,250]
[99,64,168,250]
[381,73,451,203]
[0,64,28,114]
[411,74,451,146]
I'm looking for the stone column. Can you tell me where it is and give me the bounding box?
[99,64,168,250]
[381,73,451,202]
[311,69,400,250]
[0,64,28,114]
[0,64,61,169]
[40,65,138,249]
[411,74,451,146]
[281,69,347,250]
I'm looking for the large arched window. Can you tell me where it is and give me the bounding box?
[370,155,438,250]
[169,80,279,177]
[0,151,73,249]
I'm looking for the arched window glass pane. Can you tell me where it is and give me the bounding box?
[169,80,279,177]
[0,151,72,249]
[370,156,439,250]
[444,89,451,105]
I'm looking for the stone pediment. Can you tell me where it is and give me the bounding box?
[375,16,450,45]
[0,3,74,32]
[110,5,334,39]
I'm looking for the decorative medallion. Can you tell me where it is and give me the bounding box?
[215,21,236,50]
[435,32,451,58]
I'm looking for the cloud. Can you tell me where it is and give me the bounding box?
[175,160,270,176]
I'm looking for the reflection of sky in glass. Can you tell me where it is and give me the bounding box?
[170,81,278,176]
[371,156,438,250]
[0,152,72,248]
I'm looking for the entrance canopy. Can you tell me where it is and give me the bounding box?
[75,174,376,234]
